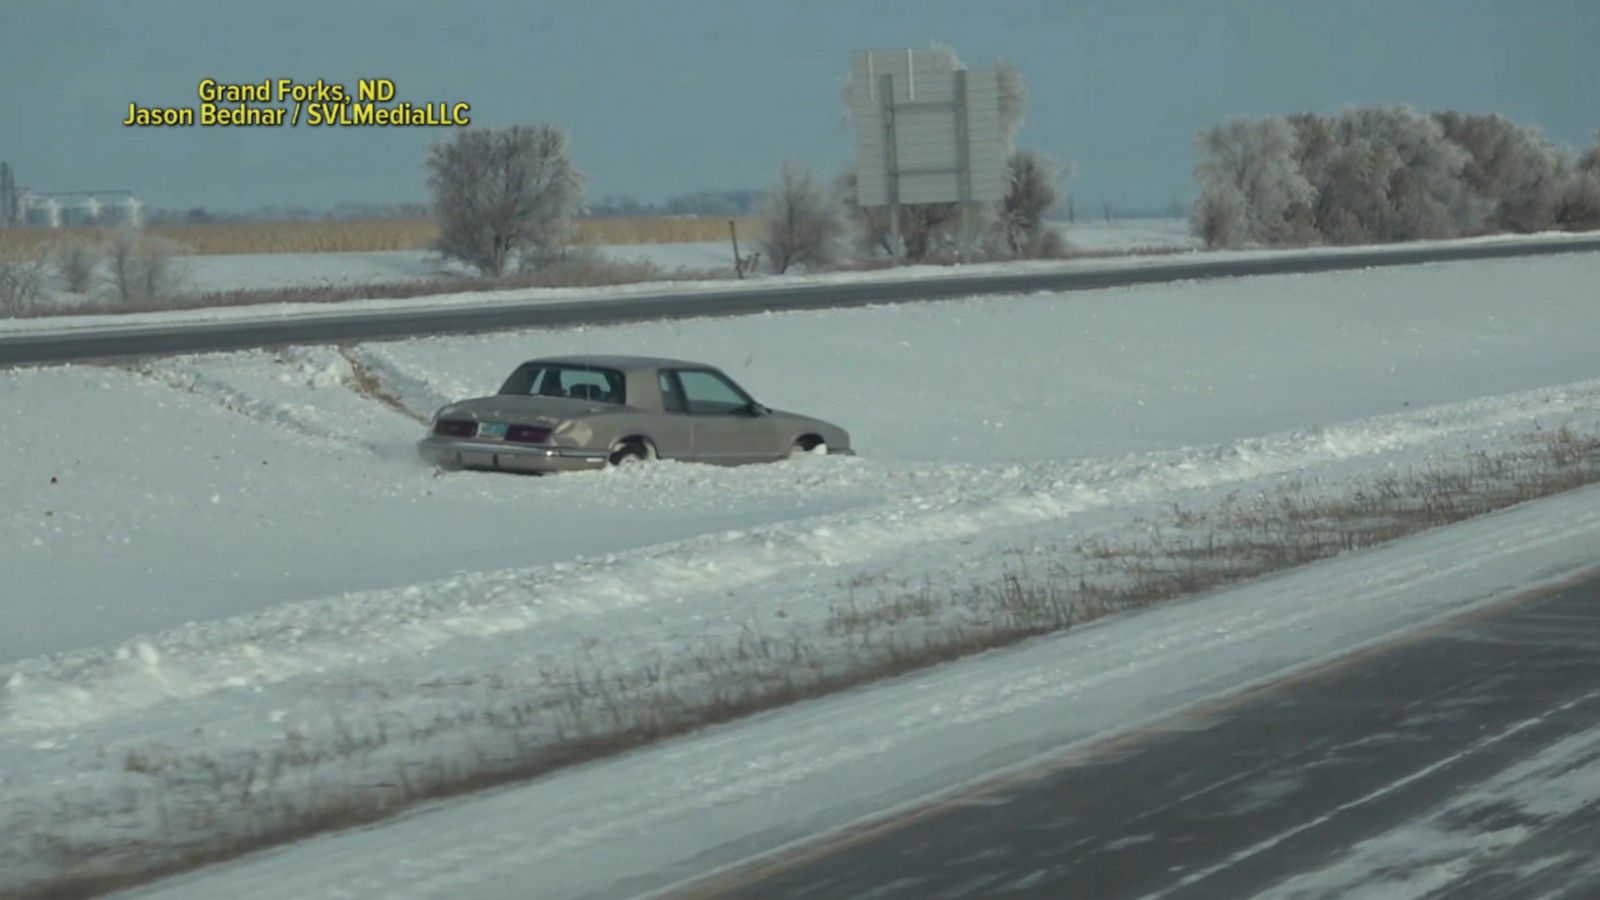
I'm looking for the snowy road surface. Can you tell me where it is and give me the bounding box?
[129,488,1600,899]
[710,574,1600,899]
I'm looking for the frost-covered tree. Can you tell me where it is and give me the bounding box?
[1195,107,1599,245]
[1435,112,1573,233]
[1190,182,1250,249]
[1191,116,1317,247]
[426,124,585,277]
[1565,133,1600,230]
[1557,172,1600,230]
[995,149,1068,257]
[758,163,842,274]
[994,58,1028,147]
[1325,107,1484,242]
[1579,132,1600,175]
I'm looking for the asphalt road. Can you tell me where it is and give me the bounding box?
[5,236,1600,367]
[696,575,1600,899]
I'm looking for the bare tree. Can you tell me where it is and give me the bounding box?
[837,170,962,263]
[0,251,49,316]
[758,163,842,274]
[995,149,1068,258]
[901,203,964,261]
[426,124,585,277]
[53,237,100,294]
[107,228,186,306]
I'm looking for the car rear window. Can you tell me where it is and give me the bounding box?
[499,364,626,404]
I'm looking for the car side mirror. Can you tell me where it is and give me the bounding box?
[745,402,770,417]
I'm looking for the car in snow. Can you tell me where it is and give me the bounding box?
[417,355,853,473]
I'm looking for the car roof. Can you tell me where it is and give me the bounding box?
[524,355,721,373]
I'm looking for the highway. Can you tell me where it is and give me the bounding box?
[4,235,1600,367]
[697,575,1600,899]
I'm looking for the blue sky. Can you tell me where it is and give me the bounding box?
[2,0,1595,213]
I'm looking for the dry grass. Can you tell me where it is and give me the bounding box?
[0,216,759,259]
[576,216,757,246]
[10,425,1599,899]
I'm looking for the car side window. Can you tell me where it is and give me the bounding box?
[674,370,750,415]
[659,372,688,412]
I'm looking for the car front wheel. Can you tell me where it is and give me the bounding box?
[790,437,827,458]
[609,440,652,467]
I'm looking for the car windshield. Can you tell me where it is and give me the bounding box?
[499,364,626,404]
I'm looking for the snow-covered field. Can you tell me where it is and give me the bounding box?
[176,240,741,295]
[1057,215,1198,252]
[3,251,1600,894]
[8,253,1600,661]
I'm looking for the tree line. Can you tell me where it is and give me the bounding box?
[1191,108,1600,248]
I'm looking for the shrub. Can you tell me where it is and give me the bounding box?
[0,252,48,316]
[53,237,101,294]
[107,228,188,306]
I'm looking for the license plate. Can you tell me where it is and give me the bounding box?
[477,421,508,439]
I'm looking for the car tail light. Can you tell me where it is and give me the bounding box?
[505,424,552,444]
[433,419,477,438]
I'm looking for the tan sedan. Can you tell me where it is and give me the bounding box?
[417,355,853,473]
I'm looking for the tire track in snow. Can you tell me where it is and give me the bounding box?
[133,348,420,454]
